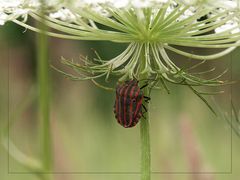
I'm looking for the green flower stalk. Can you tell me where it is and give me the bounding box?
[1,1,240,180]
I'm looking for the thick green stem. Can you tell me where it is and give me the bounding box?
[37,2,52,176]
[140,44,151,180]
[140,88,151,180]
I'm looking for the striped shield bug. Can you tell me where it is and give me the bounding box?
[113,79,150,128]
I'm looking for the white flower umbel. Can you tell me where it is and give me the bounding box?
[15,1,238,80]
[2,0,240,101]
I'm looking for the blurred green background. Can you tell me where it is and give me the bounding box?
[0,22,240,180]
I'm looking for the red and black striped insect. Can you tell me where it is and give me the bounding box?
[113,79,150,128]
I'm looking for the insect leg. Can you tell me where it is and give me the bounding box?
[140,83,148,89]
[144,96,151,103]
[142,104,148,113]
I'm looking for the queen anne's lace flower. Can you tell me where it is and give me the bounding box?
[1,0,240,100]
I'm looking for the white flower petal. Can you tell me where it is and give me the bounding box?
[50,8,76,21]
[0,12,8,25]
[0,0,23,8]
[215,20,240,34]
[180,0,239,10]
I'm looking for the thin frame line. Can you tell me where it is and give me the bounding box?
[8,46,10,174]
[228,52,233,174]
[8,171,233,175]
[7,48,233,175]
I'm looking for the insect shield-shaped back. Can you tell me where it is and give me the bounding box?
[114,80,144,128]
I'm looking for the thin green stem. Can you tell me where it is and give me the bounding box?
[36,1,52,178]
[37,28,52,170]
[140,44,151,180]
[164,45,236,60]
